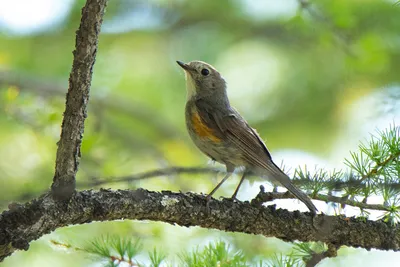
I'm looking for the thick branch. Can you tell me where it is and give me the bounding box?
[52,0,108,199]
[1,189,400,262]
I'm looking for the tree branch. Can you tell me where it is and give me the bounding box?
[76,165,400,191]
[52,0,108,199]
[305,243,338,267]
[5,165,397,212]
[359,150,400,182]
[78,166,221,187]
[1,189,399,262]
[77,166,394,212]
[252,190,391,212]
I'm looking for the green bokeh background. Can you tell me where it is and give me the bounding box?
[1,0,400,266]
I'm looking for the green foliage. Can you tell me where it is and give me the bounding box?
[149,247,167,267]
[292,242,326,263]
[267,254,297,267]
[291,124,400,222]
[55,238,256,267]
[82,235,143,266]
[295,166,342,196]
[179,241,248,267]
[53,237,339,267]
[344,124,400,201]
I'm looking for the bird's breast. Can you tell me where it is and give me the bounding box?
[185,102,245,166]
[190,110,222,143]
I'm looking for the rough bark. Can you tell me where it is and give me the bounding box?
[1,189,399,261]
[52,0,108,200]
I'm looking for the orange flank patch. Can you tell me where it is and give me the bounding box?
[191,112,221,143]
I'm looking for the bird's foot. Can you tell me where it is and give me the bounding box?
[220,195,240,202]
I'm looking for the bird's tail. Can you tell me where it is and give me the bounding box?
[258,162,317,214]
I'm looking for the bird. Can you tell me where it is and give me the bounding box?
[176,60,317,214]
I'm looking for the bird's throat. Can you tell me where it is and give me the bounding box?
[185,73,197,100]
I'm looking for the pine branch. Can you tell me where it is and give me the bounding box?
[5,165,400,209]
[5,161,399,212]
[77,165,400,191]
[76,166,396,212]
[251,190,391,212]
[359,150,400,183]
[82,236,143,266]
[51,0,108,200]
[1,189,400,262]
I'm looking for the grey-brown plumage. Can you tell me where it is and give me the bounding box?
[178,60,317,214]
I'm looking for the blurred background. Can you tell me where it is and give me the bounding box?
[1,0,400,266]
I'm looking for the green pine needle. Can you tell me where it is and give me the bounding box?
[149,247,167,267]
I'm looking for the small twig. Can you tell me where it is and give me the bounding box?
[252,190,390,212]
[339,150,400,206]
[52,0,108,200]
[294,178,400,192]
[78,166,221,187]
[5,165,399,211]
[77,165,400,196]
[360,151,400,182]
[305,243,338,267]
[79,166,397,212]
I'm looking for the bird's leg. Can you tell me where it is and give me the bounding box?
[206,172,233,211]
[230,171,247,201]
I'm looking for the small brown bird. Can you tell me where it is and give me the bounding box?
[177,60,317,214]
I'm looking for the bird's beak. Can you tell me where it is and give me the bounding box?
[176,61,191,71]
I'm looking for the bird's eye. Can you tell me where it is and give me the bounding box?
[201,68,210,76]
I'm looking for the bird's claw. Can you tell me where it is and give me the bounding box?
[220,195,239,202]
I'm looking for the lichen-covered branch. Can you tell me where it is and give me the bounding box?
[52,0,108,199]
[1,189,399,262]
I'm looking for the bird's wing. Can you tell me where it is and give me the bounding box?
[195,99,273,168]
